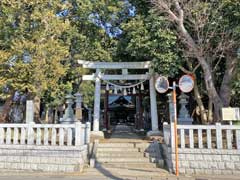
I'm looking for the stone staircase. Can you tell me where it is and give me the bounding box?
[93,141,168,178]
[83,125,169,178]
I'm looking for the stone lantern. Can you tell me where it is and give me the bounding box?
[178,93,193,125]
[59,93,75,124]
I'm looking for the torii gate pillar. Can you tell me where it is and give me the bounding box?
[147,72,160,136]
[92,69,104,137]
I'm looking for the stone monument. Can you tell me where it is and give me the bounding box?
[75,92,82,121]
[26,100,34,123]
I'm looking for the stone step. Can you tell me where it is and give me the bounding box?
[98,143,135,148]
[96,162,157,169]
[96,157,150,163]
[134,143,151,148]
[82,167,170,179]
[96,167,169,176]
[96,152,143,158]
[97,147,139,152]
[98,142,151,148]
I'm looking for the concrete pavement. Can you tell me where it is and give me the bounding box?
[0,171,240,180]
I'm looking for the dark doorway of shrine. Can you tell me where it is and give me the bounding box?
[102,86,148,132]
[108,95,136,126]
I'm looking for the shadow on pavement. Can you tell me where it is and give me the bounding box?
[95,163,123,180]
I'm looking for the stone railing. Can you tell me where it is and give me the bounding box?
[163,122,240,150]
[0,122,90,146]
[163,122,240,175]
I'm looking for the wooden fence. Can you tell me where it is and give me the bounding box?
[0,122,90,146]
[163,122,240,150]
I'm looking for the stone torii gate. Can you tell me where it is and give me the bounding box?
[78,60,160,137]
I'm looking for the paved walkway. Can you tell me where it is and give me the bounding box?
[0,169,240,180]
[103,124,145,142]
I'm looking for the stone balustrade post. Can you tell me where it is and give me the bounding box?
[163,122,171,146]
[216,123,223,149]
[27,122,35,145]
[75,122,82,146]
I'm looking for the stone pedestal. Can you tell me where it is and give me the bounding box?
[178,93,193,125]
[147,130,161,137]
[90,131,104,139]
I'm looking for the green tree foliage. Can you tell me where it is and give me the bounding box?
[0,0,72,104]
[0,0,135,107]
[68,0,128,61]
[64,0,134,107]
[223,0,240,106]
[0,0,239,115]
[116,10,180,77]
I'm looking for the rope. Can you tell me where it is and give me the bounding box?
[100,78,148,89]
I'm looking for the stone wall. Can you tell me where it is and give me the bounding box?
[0,145,88,173]
[162,145,240,175]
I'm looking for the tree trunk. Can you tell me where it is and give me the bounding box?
[219,55,238,107]
[177,20,223,121]
[196,56,224,121]
[208,99,213,124]
[185,62,208,124]
[200,60,223,122]
[193,78,208,124]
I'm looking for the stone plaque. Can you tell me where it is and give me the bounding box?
[222,107,240,121]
